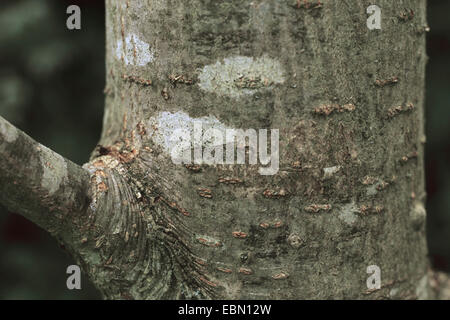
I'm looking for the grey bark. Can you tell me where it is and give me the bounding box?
[0,0,434,299]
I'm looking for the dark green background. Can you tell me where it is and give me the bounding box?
[0,0,448,299]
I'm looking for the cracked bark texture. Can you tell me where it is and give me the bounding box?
[0,0,432,299]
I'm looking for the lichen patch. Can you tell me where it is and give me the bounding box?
[148,111,228,155]
[38,145,68,195]
[115,33,154,66]
[323,165,341,179]
[338,203,359,225]
[0,119,19,143]
[198,55,285,98]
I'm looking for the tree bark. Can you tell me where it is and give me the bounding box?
[0,0,432,299]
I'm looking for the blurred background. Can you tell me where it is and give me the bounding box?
[0,0,449,299]
[0,0,104,299]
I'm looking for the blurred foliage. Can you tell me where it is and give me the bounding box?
[0,0,448,299]
[425,0,450,273]
[0,0,104,299]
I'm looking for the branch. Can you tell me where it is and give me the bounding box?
[0,115,91,237]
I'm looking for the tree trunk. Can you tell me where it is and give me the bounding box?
[0,0,432,299]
